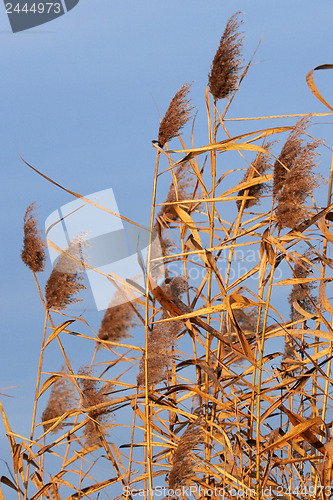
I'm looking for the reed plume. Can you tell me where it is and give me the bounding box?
[78,367,113,447]
[273,117,309,195]
[137,316,182,387]
[137,276,188,386]
[208,12,243,101]
[282,253,317,376]
[273,118,319,229]
[169,417,204,490]
[21,202,46,273]
[288,252,316,321]
[237,146,272,210]
[45,236,86,310]
[98,288,139,343]
[157,83,192,147]
[41,367,77,433]
[155,163,194,232]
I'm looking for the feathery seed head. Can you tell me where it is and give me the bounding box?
[273,117,320,229]
[237,145,273,211]
[208,12,243,101]
[157,83,193,147]
[98,288,139,343]
[45,236,86,310]
[273,117,309,196]
[137,275,188,387]
[169,417,205,490]
[41,367,77,433]
[78,367,113,447]
[21,202,46,273]
[288,252,316,321]
[156,163,194,229]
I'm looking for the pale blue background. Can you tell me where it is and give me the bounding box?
[1,0,333,493]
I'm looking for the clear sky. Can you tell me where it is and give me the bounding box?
[1,0,333,486]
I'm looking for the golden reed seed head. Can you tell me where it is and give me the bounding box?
[98,288,138,343]
[21,202,46,273]
[157,83,193,147]
[78,367,113,447]
[288,251,316,321]
[136,317,183,387]
[156,163,194,227]
[237,146,273,211]
[208,12,243,101]
[45,236,86,310]
[273,117,320,229]
[169,417,205,490]
[41,367,77,433]
[273,117,309,196]
[276,149,319,229]
[137,276,188,387]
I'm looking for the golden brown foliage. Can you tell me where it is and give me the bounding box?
[21,202,46,273]
[158,83,192,147]
[208,12,243,101]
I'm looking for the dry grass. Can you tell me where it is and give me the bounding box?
[2,12,333,500]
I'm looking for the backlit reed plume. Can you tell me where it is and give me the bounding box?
[273,117,320,229]
[21,202,46,273]
[237,146,272,210]
[155,163,194,233]
[78,367,113,447]
[208,12,243,101]
[282,253,317,376]
[273,118,309,195]
[137,276,188,386]
[157,83,192,147]
[45,236,86,310]
[41,367,77,433]
[288,252,316,322]
[169,417,205,490]
[98,287,139,343]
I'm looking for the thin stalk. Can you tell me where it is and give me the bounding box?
[143,149,160,500]
[255,254,276,499]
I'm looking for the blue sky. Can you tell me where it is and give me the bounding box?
[1,0,333,488]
